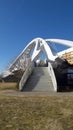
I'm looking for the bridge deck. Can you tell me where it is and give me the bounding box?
[23,67,54,92]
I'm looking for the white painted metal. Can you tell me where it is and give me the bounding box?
[1,37,73,78]
[8,38,73,71]
[45,39,73,47]
[19,58,34,91]
[48,62,57,91]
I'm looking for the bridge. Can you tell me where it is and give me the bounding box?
[1,38,73,92]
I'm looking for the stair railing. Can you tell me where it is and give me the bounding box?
[48,62,57,91]
[19,58,34,91]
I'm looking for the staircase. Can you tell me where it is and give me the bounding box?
[23,67,54,92]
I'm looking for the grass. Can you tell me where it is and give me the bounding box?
[0,94,73,130]
[0,82,18,91]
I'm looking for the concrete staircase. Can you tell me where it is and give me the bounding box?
[23,67,54,92]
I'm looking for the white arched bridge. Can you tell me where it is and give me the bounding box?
[1,37,73,92]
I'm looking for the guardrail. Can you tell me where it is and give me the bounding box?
[19,58,34,91]
[48,62,57,91]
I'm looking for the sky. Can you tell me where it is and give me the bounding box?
[0,0,73,72]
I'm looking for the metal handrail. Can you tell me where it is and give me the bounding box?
[19,59,34,91]
[48,62,57,91]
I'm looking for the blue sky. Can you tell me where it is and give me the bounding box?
[0,0,73,72]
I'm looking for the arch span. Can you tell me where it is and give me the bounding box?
[45,39,73,47]
[1,37,73,77]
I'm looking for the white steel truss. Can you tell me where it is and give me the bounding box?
[1,37,73,78]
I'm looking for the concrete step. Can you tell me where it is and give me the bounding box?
[23,67,54,92]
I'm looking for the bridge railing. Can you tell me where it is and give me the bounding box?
[19,58,34,91]
[48,62,57,91]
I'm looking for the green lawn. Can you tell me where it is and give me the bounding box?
[0,95,73,130]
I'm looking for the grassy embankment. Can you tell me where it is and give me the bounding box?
[0,83,73,130]
[0,82,18,91]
